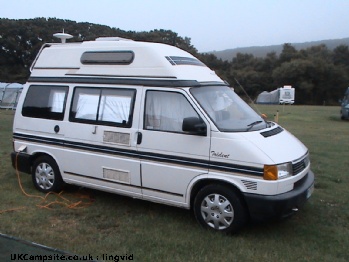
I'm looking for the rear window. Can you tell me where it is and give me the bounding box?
[22,85,68,120]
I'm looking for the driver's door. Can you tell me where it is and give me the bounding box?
[137,88,211,206]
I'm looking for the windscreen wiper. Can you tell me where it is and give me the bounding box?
[246,120,263,131]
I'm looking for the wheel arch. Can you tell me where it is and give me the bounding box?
[189,178,248,214]
[29,151,61,174]
[31,152,64,192]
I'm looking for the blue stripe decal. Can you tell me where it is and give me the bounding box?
[13,133,264,177]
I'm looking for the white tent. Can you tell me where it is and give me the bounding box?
[256,86,295,104]
[0,82,23,109]
[256,89,279,104]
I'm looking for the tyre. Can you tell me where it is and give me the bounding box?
[32,156,63,193]
[193,184,247,233]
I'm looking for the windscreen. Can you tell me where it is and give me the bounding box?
[190,86,266,132]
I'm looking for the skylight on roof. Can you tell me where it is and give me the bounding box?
[165,56,205,67]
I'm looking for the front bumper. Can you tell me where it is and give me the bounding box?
[243,170,315,220]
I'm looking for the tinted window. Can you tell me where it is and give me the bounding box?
[70,87,136,127]
[22,85,68,120]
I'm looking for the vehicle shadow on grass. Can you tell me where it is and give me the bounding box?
[62,184,309,237]
[84,188,301,236]
[329,115,348,122]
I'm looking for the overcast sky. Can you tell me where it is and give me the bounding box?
[1,0,349,52]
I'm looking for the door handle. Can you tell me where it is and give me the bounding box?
[137,132,142,144]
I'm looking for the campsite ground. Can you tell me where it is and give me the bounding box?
[0,106,348,262]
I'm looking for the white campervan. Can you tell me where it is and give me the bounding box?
[279,85,295,105]
[11,35,314,233]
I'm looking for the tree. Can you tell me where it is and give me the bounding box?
[272,54,346,104]
[333,45,349,67]
[1,18,349,105]
[0,18,199,83]
[279,43,299,63]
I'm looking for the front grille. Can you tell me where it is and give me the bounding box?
[292,155,310,175]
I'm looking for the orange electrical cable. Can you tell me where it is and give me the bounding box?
[10,153,94,211]
[15,153,46,200]
[0,207,26,214]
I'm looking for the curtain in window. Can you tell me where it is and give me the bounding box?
[75,93,99,120]
[49,90,66,113]
[99,95,131,123]
[145,91,198,132]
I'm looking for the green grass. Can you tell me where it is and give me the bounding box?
[1,106,349,262]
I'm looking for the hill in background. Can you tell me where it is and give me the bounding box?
[1,18,348,105]
[209,37,349,61]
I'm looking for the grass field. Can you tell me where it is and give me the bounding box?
[0,106,348,262]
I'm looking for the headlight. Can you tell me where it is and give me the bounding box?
[263,162,292,180]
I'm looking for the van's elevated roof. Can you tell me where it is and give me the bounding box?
[30,38,225,86]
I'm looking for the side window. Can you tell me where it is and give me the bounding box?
[22,85,68,120]
[71,88,100,121]
[144,91,200,133]
[70,87,135,127]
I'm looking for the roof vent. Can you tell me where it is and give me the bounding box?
[95,37,132,41]
[53,31,73,43]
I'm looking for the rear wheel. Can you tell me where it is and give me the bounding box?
[193,184,247,233]
[32,156,63,193]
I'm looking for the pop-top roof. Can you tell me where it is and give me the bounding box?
[29,37,224,84]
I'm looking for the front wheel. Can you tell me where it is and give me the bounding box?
[32,156,63,193]
[193,184,247,233]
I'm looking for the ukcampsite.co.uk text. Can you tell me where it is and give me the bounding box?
[11,253,93,261]
[10,253,134,261]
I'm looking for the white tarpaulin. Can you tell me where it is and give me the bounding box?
[0,83,23,109]
[256,86,295,104]
[256,89,280,104]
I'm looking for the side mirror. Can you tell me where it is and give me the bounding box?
[182,117,207,136]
